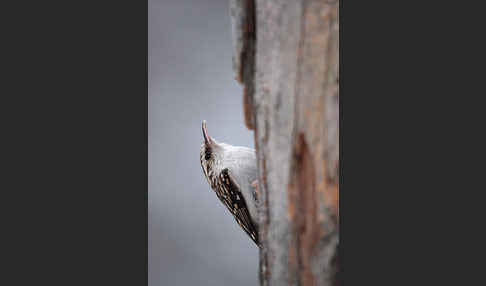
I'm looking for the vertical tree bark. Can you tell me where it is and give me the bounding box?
[230,1,339,285]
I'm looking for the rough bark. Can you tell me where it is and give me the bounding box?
[230,0,339,285]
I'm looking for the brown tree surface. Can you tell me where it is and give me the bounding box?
[230,0,339,285]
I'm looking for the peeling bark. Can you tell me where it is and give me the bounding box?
[229,0,256,130]
[230,0,339,285]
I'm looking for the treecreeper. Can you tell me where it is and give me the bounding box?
[199,120,259,246]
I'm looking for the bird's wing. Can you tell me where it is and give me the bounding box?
[218,168,259,246]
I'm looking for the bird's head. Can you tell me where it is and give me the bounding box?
[200,121,225,179]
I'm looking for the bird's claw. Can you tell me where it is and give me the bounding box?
[251,180,259,200]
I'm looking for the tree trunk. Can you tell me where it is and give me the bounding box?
[230,0,339,285]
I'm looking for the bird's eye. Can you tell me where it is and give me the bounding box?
[205,152,211,160]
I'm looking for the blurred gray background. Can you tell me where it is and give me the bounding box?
[149,0,258,285]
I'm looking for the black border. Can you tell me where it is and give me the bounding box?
[3,0,148,285]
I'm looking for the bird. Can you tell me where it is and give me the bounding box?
[199,120,260,246]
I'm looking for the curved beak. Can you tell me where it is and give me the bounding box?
[202,120,213,145]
